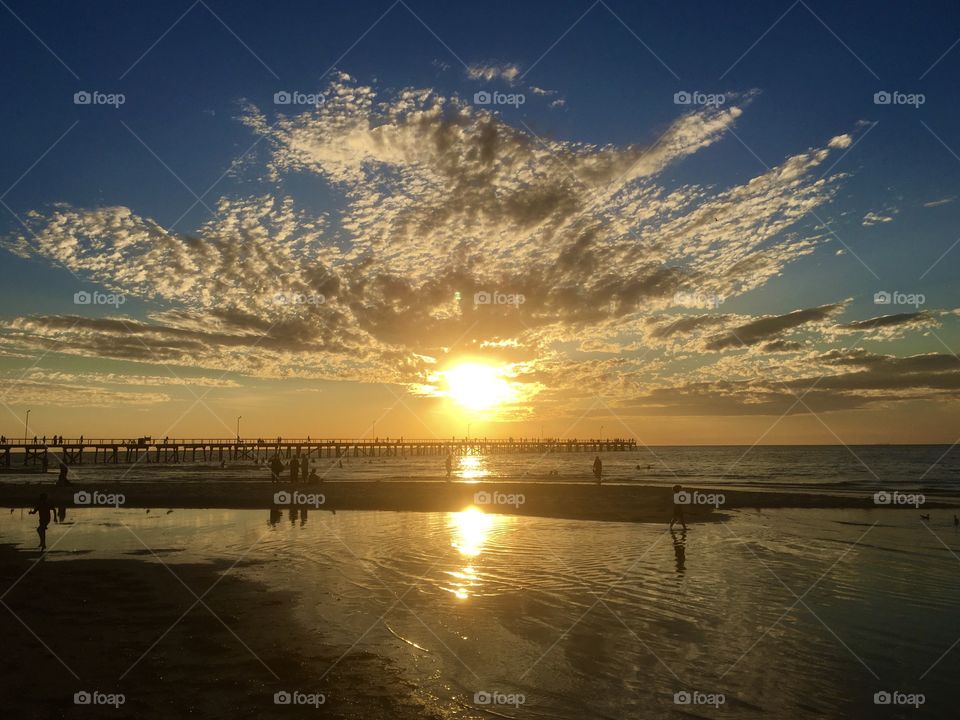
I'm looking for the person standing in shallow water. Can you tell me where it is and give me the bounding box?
[593,455,602,485]
[270,454,283,484]
[444,453,452,481]
[29,492,52,550]
[289,454,300,484]
[670,484,688,530]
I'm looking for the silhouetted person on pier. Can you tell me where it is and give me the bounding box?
[29,492,52,550]
[270,455,283,484]
[445,453,453,480]
[289,455,300,483]
[670,484,687,530]
[593,455,602,485]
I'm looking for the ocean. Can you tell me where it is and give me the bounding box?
[4,445,958,497]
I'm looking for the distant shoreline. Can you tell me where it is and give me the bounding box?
[1,479,956,521]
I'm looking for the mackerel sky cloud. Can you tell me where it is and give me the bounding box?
[1,1,958,441]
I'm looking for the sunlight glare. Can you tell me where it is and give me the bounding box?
[442,363,516,411]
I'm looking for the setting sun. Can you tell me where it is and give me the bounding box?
[442,363,516,411]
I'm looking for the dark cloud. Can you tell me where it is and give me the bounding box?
[704,303,844,351]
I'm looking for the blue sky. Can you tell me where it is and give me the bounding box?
[1,0,958,442]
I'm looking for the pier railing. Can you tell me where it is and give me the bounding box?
[0,437,637,467]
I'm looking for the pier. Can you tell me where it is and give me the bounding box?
[1,437,637,467]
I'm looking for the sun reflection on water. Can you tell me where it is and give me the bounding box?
[458,454,489,481]
[446,507,497,601]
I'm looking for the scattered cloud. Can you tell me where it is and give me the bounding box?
[862,210,896,226]
[4,75,950,418]
[466,62,521,83]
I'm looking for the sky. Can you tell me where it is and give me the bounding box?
[0,0,959,444]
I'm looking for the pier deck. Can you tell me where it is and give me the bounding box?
[0,437,637,466]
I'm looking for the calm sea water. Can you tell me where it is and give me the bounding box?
[4,445,959,496]
[2,506,958,718]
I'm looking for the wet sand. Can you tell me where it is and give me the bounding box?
[1,478,955,522]
[0,542,443,719]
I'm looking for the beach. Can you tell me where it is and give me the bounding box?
[0,540,442,719]
[1,505,957,718]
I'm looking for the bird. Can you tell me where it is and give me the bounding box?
[920,513,930,521]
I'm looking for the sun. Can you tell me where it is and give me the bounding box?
[442,363,516,411]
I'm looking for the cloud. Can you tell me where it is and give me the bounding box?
[4,75,929,418]
[703,303,845,351]
[466,62,521,83]
[862,210,896,226]
[828,134,853,149]
[1,377,169,407]
[839,311,931,331]
[923,196,956,208]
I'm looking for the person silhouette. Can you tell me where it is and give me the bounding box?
[28,492,52,550]
[301,456,310,483]
[670,528,687,574]
[670,484,687,530]
[592,455,602,485]
[56,459,71,486]
[270,454,283,484]
[445,453,453,481]
[289,454,299,484]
